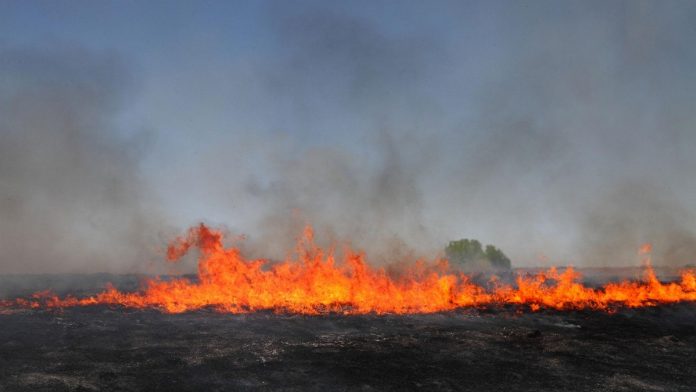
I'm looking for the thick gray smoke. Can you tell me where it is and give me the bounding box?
[227,8,443,263]
[2,2,696,273]
[230,2,696,267]
[0,46,165,273]
[460,1,696,267]
[220,2,691,268]
[241,132,434,265]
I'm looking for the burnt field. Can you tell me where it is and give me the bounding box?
[2,306,696,392]
[2,291,696,391]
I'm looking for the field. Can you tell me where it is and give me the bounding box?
[1,273,695,391]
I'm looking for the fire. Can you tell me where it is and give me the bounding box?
[639,243,653,255]
[3,225,696,314]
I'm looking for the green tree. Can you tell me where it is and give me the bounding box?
[445,239,511,269]
[484,244,511,269]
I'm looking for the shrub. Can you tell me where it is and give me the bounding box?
[445,239,511,269]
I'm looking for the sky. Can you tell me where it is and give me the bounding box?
[1,0,696,273]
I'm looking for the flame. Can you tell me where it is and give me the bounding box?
[639,243,653,255]
[3,225,696,314]
[638,242,653,268]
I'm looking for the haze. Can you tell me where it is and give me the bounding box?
[1,0,695,273]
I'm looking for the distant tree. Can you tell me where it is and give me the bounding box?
[445,239,484,263]
[484,244,511,269]
[445,239,511,270]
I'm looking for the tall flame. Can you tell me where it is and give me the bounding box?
[3,225,696,314]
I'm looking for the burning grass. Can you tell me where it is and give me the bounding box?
[2,224,696,315]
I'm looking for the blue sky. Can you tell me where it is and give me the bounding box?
[2,1,696,272]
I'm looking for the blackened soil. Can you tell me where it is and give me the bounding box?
[1,305,696,391]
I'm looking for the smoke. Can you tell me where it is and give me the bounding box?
[579,183,696,267]
[241,132,434,264]
[225,2,696,267]
[0,45,166,273]
[426,1,696,267]
[179,1,696,268]
[3,1,696,272]
[211,6,446,263]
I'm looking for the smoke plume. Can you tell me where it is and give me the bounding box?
[3,2,696,272]
[0,46,165,273]
[227,2,696,267]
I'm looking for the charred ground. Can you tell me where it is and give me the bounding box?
[1,275,696,392]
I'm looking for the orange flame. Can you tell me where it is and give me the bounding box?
[639,243,653,255]
[3,225,696,314]
[639,242,653,268]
